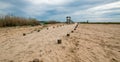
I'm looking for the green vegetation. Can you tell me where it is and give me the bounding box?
[0,15,40,27]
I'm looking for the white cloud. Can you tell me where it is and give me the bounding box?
[87,1,120,18]
[73,1,120,15]
[16,0,120,22]
[0,1,13,15]
[0,11,6,15]
[27,0,72,5]
[88,1,120,11]
[49,1,120,22]
[22,0,73,16]
[72,1,120,17]
[88,18,120,22]
[0,1,12,10]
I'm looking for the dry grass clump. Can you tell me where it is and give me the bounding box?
[0,15,40,27]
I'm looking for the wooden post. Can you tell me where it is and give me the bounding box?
[71,31,74,33]
[57,39,62,44]
[66,34,70,36]
[23,33,26,36]
[37,30,40,32]
[33,59,39,62]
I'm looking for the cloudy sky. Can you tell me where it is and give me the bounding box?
[0,0,120,22]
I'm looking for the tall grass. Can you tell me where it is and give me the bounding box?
[0,15,40,27]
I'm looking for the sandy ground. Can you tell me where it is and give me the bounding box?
[0,24,120,62]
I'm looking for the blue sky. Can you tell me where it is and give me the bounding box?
[0,0,120,22]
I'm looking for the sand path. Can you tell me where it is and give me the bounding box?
[0,24,76,62]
